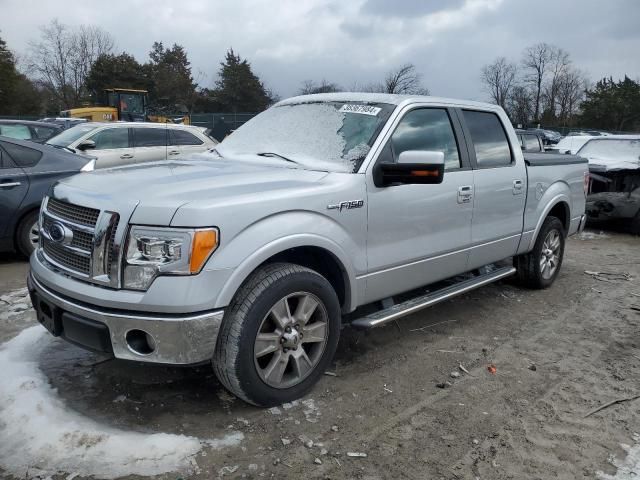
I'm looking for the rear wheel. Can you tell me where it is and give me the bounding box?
[16,211,40,257]
[515,216,565,289]
[213,263,341,406]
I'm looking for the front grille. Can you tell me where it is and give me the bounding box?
[41,197,122,287]
[42,238,91,275]
[106,217,119,276]
[47,198,100,227]
[43,217,93,251]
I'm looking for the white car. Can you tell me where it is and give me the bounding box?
[549,135,599,154]
[46,122,217,168]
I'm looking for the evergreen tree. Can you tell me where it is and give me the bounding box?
[85,53,151,99]
[146,42,196,112]
[213,49,271,112]
[580,76,640,131]
[0,34,42,115]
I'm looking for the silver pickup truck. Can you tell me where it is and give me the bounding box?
[28,93,588,406]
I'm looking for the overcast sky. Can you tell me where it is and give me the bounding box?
[1,0,639,101]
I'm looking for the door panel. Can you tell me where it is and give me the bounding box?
[87,127,133,168]
[0,150,29,238]
[458,109,526,269]
[133,127,168,164]
[167,129,206,159]
[364,107,474,304]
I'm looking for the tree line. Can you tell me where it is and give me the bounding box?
[480,42,640,131]
[1,21,638,131]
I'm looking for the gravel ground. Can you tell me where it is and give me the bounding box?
[0,230,639,480]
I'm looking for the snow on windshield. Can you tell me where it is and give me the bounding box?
[216,102,392,172]
[580,139,640,171]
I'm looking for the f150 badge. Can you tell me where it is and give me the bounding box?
[327,200,364,212]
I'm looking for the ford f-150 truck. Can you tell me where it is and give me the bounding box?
[28,93,589,406]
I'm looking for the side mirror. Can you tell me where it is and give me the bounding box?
[77,139,96,151]
[374,151,445,187]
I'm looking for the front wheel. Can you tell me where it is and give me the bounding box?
[213,263,341,406]
[515,216,565,289]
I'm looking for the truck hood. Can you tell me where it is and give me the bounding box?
[54,159,330,225]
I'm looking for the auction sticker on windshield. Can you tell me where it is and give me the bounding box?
[339,104,381,116]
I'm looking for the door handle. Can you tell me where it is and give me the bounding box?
[168,150,180,156]
[120,153,134,159]
[513,179,524,195]
[457,185,473,204]
[0,181,22,188]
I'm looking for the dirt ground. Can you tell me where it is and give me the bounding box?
[0,230,639,480]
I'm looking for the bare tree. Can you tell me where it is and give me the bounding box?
[541,47,571,119]
[556,68,588,126]
[508,85,534,127]
[28,19,114,108]
[382,63,429,95]
[298,79,342,95]
[522,43,552,122]
[481,57,517,109]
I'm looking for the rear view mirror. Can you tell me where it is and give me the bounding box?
[77,139,96,151]
[374,150,445,187]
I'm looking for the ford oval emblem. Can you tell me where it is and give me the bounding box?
[48,221,73,245]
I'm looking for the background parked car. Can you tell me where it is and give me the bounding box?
[46,122,217,168]
[515,129,545,152]
[40,117,88,130]
[527,128,562,146]
[581,136,640,233]
[0,119,63,143]
[0,136,95,256]
[549,135,599,154]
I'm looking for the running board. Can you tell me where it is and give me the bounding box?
[351,266,516,329]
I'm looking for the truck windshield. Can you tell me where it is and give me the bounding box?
[216,101,395,172]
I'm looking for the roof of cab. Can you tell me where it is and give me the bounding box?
[276,92,502,111]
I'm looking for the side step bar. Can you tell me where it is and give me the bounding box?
[351,266,516,329]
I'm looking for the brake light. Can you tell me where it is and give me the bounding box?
[583,172,590,196]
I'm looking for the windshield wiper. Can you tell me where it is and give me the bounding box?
[256,152,300,165]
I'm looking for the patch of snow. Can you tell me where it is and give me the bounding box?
[302,398,321,423]
[598,434,640,479]
[578,231,611,240]
[581,138,640,172]
[0,326,243,479]
[216,102,386,173]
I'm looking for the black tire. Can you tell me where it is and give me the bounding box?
[16,211,39,258]
[514,216,565,289]
[213,262,341,407]
[630,210,640,236]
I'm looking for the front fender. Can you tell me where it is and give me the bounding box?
[205,211,364,311]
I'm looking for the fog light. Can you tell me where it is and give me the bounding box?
[125,329,156,355]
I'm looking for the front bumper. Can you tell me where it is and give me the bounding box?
[27,272,224,365]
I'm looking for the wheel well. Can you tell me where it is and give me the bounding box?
[548,202,569,233]
[262,246,348,310]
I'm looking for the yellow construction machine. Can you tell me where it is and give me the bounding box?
[60,88,190,124]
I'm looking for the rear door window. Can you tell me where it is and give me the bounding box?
[134,128,167,147]
[524,135,541,152]
[31,126,60,140]
[0,140,43,167]
[462,110,513,168]
[0,124,32,140]
[169,129,203,146]
[89,128,130,150]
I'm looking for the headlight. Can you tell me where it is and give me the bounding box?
[123,226,219,290]
[81,159,96,172]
